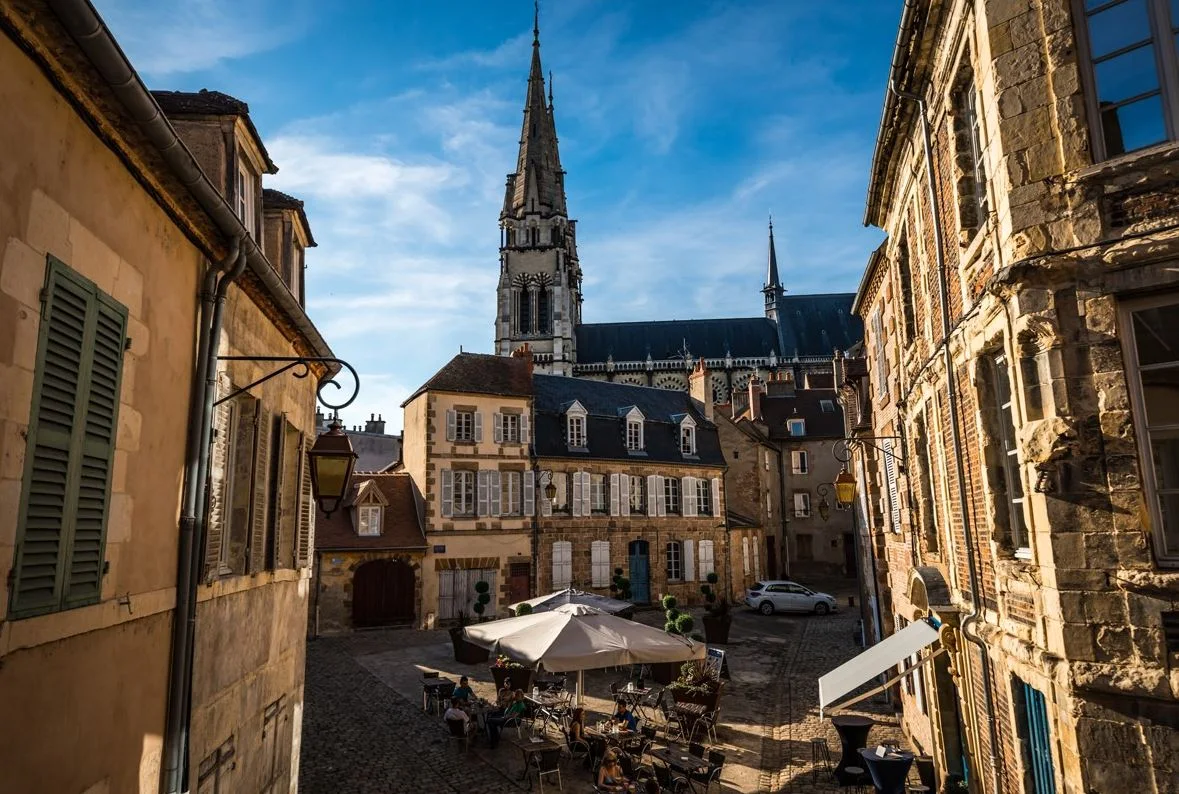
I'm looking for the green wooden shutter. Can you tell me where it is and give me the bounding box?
[248,407,272,573]
[12,258,126,617]
[269,415,287,569]
[204,377,233,581]
[295,433,313,568]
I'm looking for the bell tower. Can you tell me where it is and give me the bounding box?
[494,6,581,375]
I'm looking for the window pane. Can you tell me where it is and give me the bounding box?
[1133,304,1179,366]
[1088,0,1152,58]
[1152,435,1179,554]
[1142,368,1179,426]
[1094,44,1160,104]
[1102,94,1168,155]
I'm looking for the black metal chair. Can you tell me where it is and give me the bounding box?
[688,750,725,794]
[638,687,665,724]
[528,747,563,792]
[428,682,456,716]
[689,707,719,746]
[446,717,474,750]
[562,728,590,768]
[659,702,686,742]
[652,758,691,794]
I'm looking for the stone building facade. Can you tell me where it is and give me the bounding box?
[0,4,330,793]
[847,1,1179,792]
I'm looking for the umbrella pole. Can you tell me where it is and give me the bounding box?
[577,670,584,706]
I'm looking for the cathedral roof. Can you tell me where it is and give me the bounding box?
[773,294,862,358]
[502,14,566,219]
[576,317,781,363]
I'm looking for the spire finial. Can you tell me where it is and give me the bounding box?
[533,0,540,44]
[548,70,554,106]
[768,211,773,232]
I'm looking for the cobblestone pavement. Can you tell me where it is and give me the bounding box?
[299,577,906,794]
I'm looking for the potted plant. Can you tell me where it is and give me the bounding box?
[650,595,687,685]
[515,602,534,616]
[448,610,490,664]
[489,654,534,692]
[667,660,723,711]
[700,573,732,644]
[472,580,492,622]
[610,568,632,600]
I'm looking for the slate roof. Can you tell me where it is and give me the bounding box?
[774,294,862,359]
[759,388,846,441]
[315,473,426,551]
[403,353,533,406]
[349,432,402,473]
[533,375,724,466]
[151,89,277,173]
[576,318,781,363]
[263,188,317,246]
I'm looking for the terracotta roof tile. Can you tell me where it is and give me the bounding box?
[315,473,426,551]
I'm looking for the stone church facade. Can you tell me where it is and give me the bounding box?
[493,16,863,400]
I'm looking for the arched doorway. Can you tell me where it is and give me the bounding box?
[628,540,650,604]
[352,558,415,628]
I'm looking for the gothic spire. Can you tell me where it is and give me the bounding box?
[763,215,786,322]
[502,3,567,220]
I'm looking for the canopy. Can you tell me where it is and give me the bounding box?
[509,588,634,617]
[818,619,940,718]
[463,603,704,673]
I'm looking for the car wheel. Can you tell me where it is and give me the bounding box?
[814,602,830,616]
[759,601,775,616]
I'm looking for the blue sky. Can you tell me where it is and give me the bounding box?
[101,0,895,432]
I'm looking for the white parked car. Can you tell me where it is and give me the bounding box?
[746,580,838,616]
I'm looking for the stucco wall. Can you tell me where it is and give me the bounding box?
[0,29,201,794]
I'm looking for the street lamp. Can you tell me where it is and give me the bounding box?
[307,417,358,518]
[834,467,857,509]
[538,470,558,503]
[816,484,832,522]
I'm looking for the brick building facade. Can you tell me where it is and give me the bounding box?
[846,1,1179,792]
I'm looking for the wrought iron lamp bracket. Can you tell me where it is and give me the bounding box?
[213,356,360,411]
[832,435,907,474]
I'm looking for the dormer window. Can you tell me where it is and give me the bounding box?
[357,505,382,536]
[676,414,697,456]
[350,479,388,536]
[623,407,645,452]
[236,160,255,233]
[788,419,806,437]
[565,401,587,449]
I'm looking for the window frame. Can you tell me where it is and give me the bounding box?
[552,540,573,589]
[990,351,1031,556]
[628,474,645,513]
[501,470,522,516]
[502,412,521,443]
[665,540,683,581]
[793,491,811,518]
[627,419,644,451]
[680,423,697,455]
[590,473,608,514]
[452,469,476,516]
[236,159,255,235]
[454,410,475,442]
[791,449,809,474]
[568,414,586,448]
[664,476,681,515]
[591,540,611,587]
[949,65,990,238]
[357,504,382,536]
[788,419,806,437]
[696,478,712,516]
[1074,0,1179,162]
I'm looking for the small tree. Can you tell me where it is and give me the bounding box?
[611,568,632,600]
[663,594,681,635]
[699,572,730,618]
[515,602,534,616]
[473,580,491,621]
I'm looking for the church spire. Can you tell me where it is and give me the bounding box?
[763,216,786,322]
[502,2,566,220]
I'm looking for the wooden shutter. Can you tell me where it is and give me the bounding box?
[699,540,714,577]
[438,569,455,619]
[205,383,233,580]
[269,415,287,569]
[683,476,697,517]
[489,470,502,516]
[296,434,314,567]
[446,409,456,441]
[711,478,721,518]
[12,261,128,616]
[572,471,584,517]
[473,411,483,442]
[883,439,901,532]
[248,407,272,573]
[646,475,658,517]
[684,539,695,582]
[493,413,503,443]
[656,476,667,517]
[591,540,610,587]
[524,470,536,516]
[477,470,489,516]
[520,411,530,444]
[609,473,620,516]
[441,469,454,517]
[581,472,592,516]
[553,541,571,589]
[619,474,630,517]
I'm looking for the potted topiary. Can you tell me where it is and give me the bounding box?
[610,568,632,600]
[667,660,723,712]
[700,573,732,644]
[515,601,534,616]
[489,654,534,692]
[448,610,490,664]
[472,580,492,622]
[650,595,684,685]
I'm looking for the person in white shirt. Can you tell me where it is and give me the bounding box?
[443,698,474,735]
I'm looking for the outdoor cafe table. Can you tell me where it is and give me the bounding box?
[513,736,561,790]
[648,744,709,776]
[831,715,874,784]
[420,676,454,712]
[672,702,708,738]
[586,724,640,750]
[525,691,568,735]
[615,682,651,709]
[858,747,915,794]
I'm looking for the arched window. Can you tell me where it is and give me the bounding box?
[516,289,532,335]
[537,287,552,334]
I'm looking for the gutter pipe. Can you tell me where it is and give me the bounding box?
[40,3,336,792]
[885,9,1003,787]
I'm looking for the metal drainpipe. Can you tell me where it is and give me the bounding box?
[889,77,1002,794]
[162,240,245,794]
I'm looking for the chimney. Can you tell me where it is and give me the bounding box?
[748,376,766,421]
[365,413,386,434]
[688,360,713,421]
[510,342,534,376]
[315,408,325,429]
[766,369,795,398]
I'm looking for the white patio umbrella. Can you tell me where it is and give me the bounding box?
[462,603,704,704]
[509,588,634,616]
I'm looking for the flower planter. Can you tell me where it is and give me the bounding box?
[490,664,533,692]
[449,628,490,665]
[670,682,723,713]
[702,614,732,644]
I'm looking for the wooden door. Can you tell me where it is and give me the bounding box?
[508,562,531,605]
[352,558,415,627]
[628,540,650,604]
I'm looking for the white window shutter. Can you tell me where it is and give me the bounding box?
[524,470,536,516]
[683,476,697,517]
[489,470,502,516]
[647,475,658,517]
[572,471,584,517]
[521,411,531,444]
[446,409,456,441]
[442,469,454,517]
[494,413,503,443]
[699,540,714,577]
[657,476,667,517]
[884,439,901,532]
[620,474,630,517]
[711,478,721,517]
[477,470,489,516]
[610,473,620,516]
[438,569,455,619]
[474,411,483,442]
[581,472,592,516]
[684,539,695,582]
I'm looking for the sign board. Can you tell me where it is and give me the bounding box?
[704,647,730,681]
[433,545,446,553]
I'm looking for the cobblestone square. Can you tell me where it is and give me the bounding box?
[300,579,906,793]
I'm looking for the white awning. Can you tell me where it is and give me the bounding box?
[819,619,940,717]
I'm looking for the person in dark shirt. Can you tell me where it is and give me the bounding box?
[452,676,475,703]
[613,700,638,732]
[486,690,528,748]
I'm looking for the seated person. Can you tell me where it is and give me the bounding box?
[597,749,633,793]
[485,690,528,749]
[613,700,638,732]
[568,707,586,743]
[452,676,475,704]
[443,698,474,735]
[496,679,514,707]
